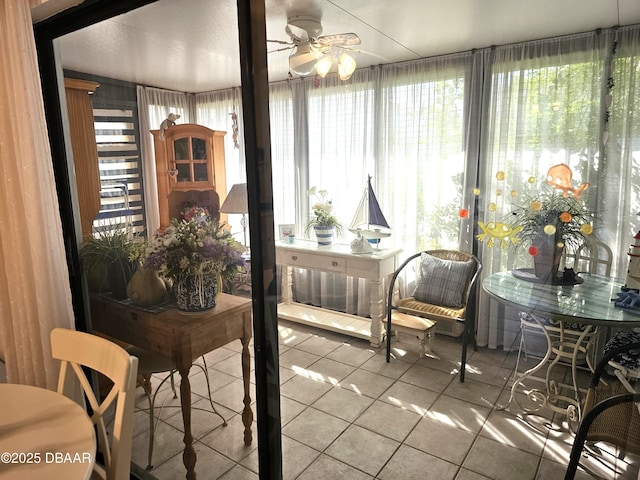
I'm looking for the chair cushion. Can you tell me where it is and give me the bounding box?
[397,297,465,322]
[411,253,473,308]
[604,330,640,371]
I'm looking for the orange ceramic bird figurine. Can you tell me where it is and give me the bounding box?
[545,164,589,199]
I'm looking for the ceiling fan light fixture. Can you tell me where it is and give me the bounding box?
[338,52,356,80]
[314,55,334,78]
[289,44,318,76]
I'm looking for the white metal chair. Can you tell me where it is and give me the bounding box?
[127,346,227,470]
[51,328,138,480]
[385,249,481,382]
[515,238,613,380]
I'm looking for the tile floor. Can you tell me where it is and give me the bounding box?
[130,321,640,480]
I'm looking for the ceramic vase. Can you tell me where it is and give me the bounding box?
[126,266,167,307]
[314,226,334,246]
[174,274,218,312]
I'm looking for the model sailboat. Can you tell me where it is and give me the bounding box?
[349,176,391,242]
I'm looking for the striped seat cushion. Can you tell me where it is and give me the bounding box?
[397,297,465,322]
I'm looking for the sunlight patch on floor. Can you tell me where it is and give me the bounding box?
[291,365,325,383]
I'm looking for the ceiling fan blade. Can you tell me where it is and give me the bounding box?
[268,45,294,54]
[267,39,293,46]
[317,33,361,47]
[285,23,309,43]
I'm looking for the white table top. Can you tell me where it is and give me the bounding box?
[275,239,402,260]
[0,383,96,480]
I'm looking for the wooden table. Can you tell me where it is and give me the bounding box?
[89,293,253,480]
[276,240,402,347]
[483,272,640,423]
[0,383,96,480]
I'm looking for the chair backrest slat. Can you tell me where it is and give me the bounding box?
[564,238,613,276]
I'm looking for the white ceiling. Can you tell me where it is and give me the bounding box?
[57,0,640,93]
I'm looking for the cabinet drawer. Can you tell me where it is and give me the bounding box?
[347,257,380,280]
[279,251,346,274]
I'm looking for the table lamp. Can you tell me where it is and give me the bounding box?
[220,183,248,247]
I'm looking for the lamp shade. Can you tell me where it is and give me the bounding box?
[289,44,318,76]
[220,183,248,214]
[314,55,334,78]
[338,53,356,81]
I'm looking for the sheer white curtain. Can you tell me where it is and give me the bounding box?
[195,88,244,185]
[268,82,295,231]
[306,69,374,224]
[195,88,248,241]
[281,61,473,316]
[291,70,375,315]
[476,32,611,349]
[0,0,76,388]
[136,86,195,234]
[377,53,472,255]
[607,26,640,275]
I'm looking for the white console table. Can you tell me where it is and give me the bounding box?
[276,240,402,347]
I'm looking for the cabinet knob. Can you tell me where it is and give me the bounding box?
[292,255,298,261]
[332,261,338,267]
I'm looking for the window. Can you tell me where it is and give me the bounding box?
[93,107,145,233]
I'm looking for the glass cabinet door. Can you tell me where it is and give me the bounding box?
[173,136,208,183]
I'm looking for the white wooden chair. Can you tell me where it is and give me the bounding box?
[51,328,138,480]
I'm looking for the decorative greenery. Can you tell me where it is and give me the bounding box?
[80,226,145,268]
[143,206,246,285]
[304,186,343,235]
[508,188,593,250]
[80,225,146,295]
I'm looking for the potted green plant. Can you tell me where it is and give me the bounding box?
[304,186,343,245]
[80,226,146,299]
[509,189,593,282]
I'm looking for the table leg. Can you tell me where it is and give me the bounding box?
[369,278,384,348]
[281,264,293,304]
[241,336,253,445]
[178,366,196,480]
[500,315,554,413]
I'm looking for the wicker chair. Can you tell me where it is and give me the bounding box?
[385,249,481,382]
[565,340,640,479]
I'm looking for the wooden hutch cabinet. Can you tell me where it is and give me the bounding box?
[151,124,227,230]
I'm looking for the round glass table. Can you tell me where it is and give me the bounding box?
[483,272,640,424]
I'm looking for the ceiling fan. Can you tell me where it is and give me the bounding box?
[269,15,361,80]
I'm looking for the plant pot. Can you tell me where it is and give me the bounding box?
[107,260,137,300]
[174,274,218,312]
[532,232,563,284]
[314,226,335,246]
